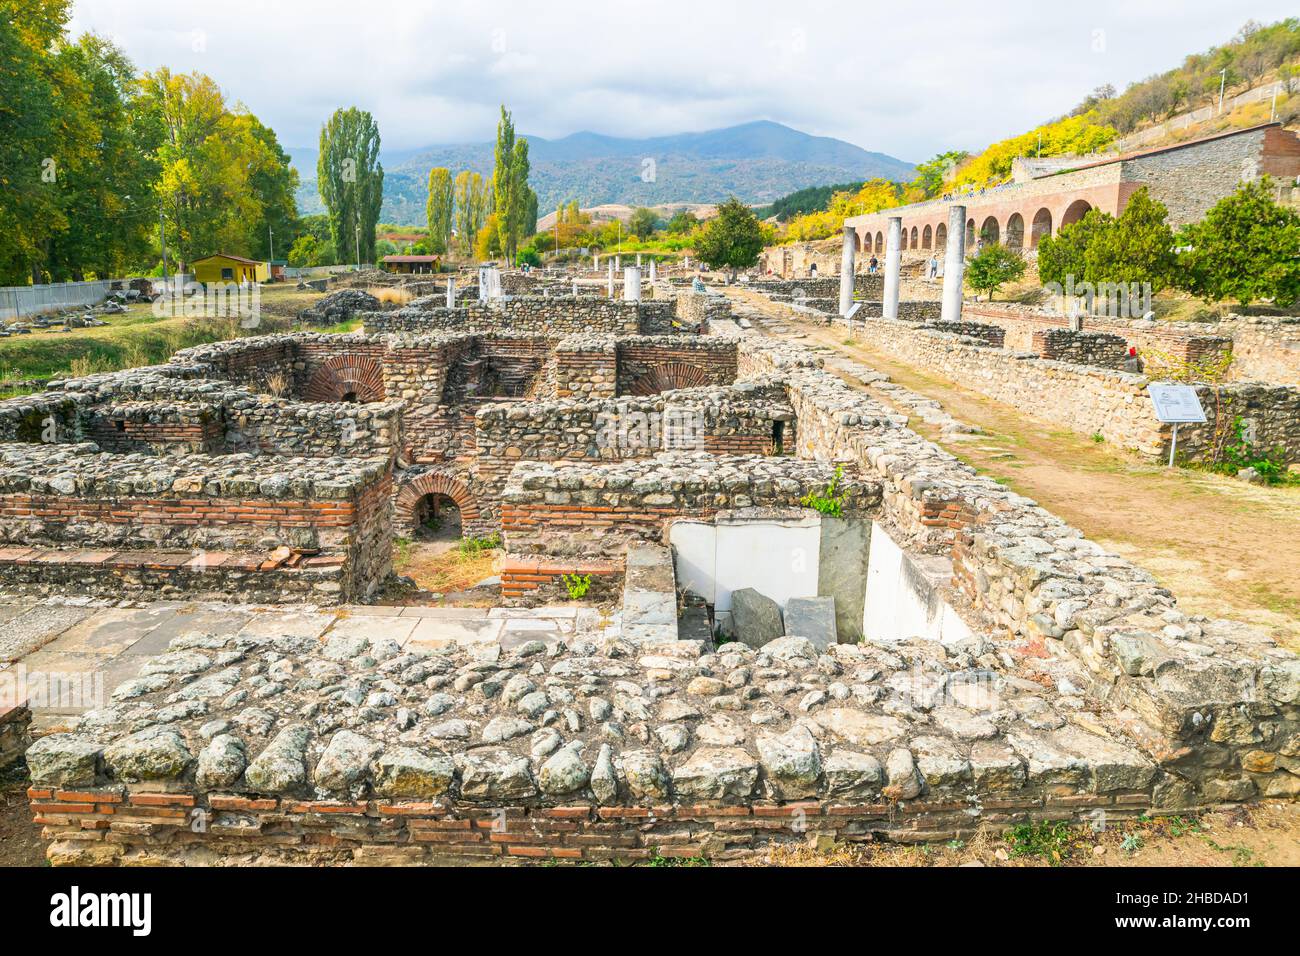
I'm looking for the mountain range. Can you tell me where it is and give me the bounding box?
[290,120,914,225]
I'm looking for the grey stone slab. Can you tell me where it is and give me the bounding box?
[678,607,713,643]
[730,588,783,649]
[400,606,489,619]
[36,606,179,659]
[324,615,419,646]
[237,610,336,640]
[0,605,98,663]
[784,596,838,651]
[121,606,250,657]
[818,516,870,643]
[405,617,503,649]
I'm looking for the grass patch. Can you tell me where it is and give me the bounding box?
[393,538,501,594]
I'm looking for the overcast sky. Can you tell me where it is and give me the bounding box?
[69,1,1295,162]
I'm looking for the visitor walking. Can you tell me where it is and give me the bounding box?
[868,255,878,274]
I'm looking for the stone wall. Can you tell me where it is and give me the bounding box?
[362,298,671,337]
[501,453,878,559]
[25,631,1171,867]
[1032,329,1130,369]
[848,314,1300,464]
[0,444,393,602]
[473,381,798,528]
[0,702,31,770]
[18,303,1300,866]
[733,333,1300,805]
[965,304,1238,372]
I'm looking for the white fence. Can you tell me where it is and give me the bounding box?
[0,280,115,321]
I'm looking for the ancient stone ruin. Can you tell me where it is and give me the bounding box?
[3,275,1296,866]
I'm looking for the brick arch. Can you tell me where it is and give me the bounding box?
[394,472,480,536]
[628,362,711,396]
[304,354,386,403]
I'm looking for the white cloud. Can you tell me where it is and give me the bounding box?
[69,0,1294,162]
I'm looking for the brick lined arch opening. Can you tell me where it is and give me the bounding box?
[935,222,947,250]
[909,226,918,248]
[965,219,976,247]
[922,224,932,249]
[979,216,1000,244]
[1030,207,1053,248]
[628,362,711,396]
[395,472,480,538]
[874,231,883,253]
[1061,199,1092,229]
[1005,213,1024,250]
[304,354,386,403]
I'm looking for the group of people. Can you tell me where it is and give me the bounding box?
[865,254,941,280]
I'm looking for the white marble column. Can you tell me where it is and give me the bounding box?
[445,277,455,309]
[607,260,616,298]
[623,266,641,302]
[838,226,856,317]
[941,205,967,324]
[882,217,902,320]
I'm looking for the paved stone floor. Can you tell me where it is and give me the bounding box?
[0,598,619,734]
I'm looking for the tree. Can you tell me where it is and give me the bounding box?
[1084,188,1177,292]
[964,243,1026,300]
[492,106,519,261]
[906,150,969,201]
[454,170,488,257]
[629,207,660,239]
[520,185,538,239]
[425,167,453,254]
[1177,177,1300,306]
[1038,208,1111,289]
[476,211,502,260]
[694,198,764,275]
[318,107,383,266]
[242,115,299,262]
[666,210,697,234]
[138,69,293,271]
[42,33,161,281]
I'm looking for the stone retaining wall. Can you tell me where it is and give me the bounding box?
[1031,329,1130,369]
[0,444,393,601]
[848,315,1300,463]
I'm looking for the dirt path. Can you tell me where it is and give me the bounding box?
[730,290,1300,651]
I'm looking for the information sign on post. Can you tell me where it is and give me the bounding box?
[1147,384,1206,467]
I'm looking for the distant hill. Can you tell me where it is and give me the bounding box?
[291,120,914,225]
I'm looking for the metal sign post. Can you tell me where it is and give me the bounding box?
[1147,383,1207,468]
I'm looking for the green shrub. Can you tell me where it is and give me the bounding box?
[800,465,847,516]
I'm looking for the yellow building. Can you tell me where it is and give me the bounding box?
[381,254,441,274]
[191,254,269,285]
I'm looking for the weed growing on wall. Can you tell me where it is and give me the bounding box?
[800,465,847,516]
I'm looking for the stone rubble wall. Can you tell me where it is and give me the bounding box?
[672,289,730,331]
[500,453,879,559]
[1031,329,1131,370]
[15,293,1300,866]
[845,315,1300,463]
[0,444,393,602]
[965,304,1274,378]
[361,298,662,337]
[0,703,31,770]
[732,333,1299,805]
[19,631,1176,867]
[472,381,798,531]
